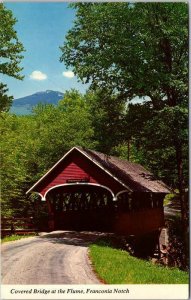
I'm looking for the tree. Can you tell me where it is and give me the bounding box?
[0,83,13,113]
[0,3,24,112]
[60,3,188,108]
[85,88,126,154]
[125,103,188,189]
[0,114,33,216]
[60,1,188,175]
[0,90,95,217]
[61,2,189,266]
[32,90,96,173]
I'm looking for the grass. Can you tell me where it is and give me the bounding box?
[163,193,176,206]
[1,233,37,243]
[89,241,189,284]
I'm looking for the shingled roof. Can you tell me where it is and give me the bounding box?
[27,146,171,195]
[78,147,171,193]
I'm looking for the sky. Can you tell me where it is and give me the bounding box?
[2,2,89,99]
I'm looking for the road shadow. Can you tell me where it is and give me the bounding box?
[38,230,115,247]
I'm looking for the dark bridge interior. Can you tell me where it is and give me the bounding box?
[47,185,115,231]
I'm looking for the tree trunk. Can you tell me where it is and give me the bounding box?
[127,139,130,161]
[175,142,188,268]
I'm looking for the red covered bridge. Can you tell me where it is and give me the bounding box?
[26,147,170,237]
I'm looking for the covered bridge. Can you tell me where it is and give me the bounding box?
[27,146,170,237]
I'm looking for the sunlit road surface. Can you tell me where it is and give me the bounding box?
[1,231,107,284]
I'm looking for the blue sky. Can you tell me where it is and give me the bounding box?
[3,2,89,99]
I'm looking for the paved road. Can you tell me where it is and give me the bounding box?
[1,231,106,284]
[164,205,181,218]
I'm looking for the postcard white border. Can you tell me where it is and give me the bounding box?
[0,284,189,300]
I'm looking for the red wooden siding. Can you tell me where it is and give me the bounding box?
[28,147,166,240]
[114,208,165,235]
[53,207,164,236]
[36,149,125,198]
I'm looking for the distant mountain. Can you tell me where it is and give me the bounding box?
[10,90,64,115]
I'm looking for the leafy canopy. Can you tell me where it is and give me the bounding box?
[0,3,24,112]
[0,90,95,216]
[61,3,188,108]
[0,3,24,79]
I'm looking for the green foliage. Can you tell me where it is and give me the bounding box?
[0,90,95,217]
[61,3,188,107]
[1,234,37,243]
[85,89,126,154]
[1,3,189,242]
[0,3,25,112]
[0,3,24,79]
[0,114,35,216]
[164,193,176,206]
[61,2,188,191]
[62,1,189,261]
[89,242,189,284]
[2,89,186,218]
[32,90,96,173]
[0,83,13,113]
[125,103,188,187]
[166,215,189,270]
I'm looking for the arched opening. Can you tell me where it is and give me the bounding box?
[116,190,132,212]
[45,183,115,232]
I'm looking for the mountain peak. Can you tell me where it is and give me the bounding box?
[10,90,64,115]
[46,90,53,93]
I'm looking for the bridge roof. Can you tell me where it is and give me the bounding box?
[26,146,171,196]
[79,147,171,194]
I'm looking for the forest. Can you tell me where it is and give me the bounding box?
[1,87,188,217]
[0,1,188,243]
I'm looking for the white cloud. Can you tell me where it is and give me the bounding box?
[62,70,74,78]
[30,70,47,80]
